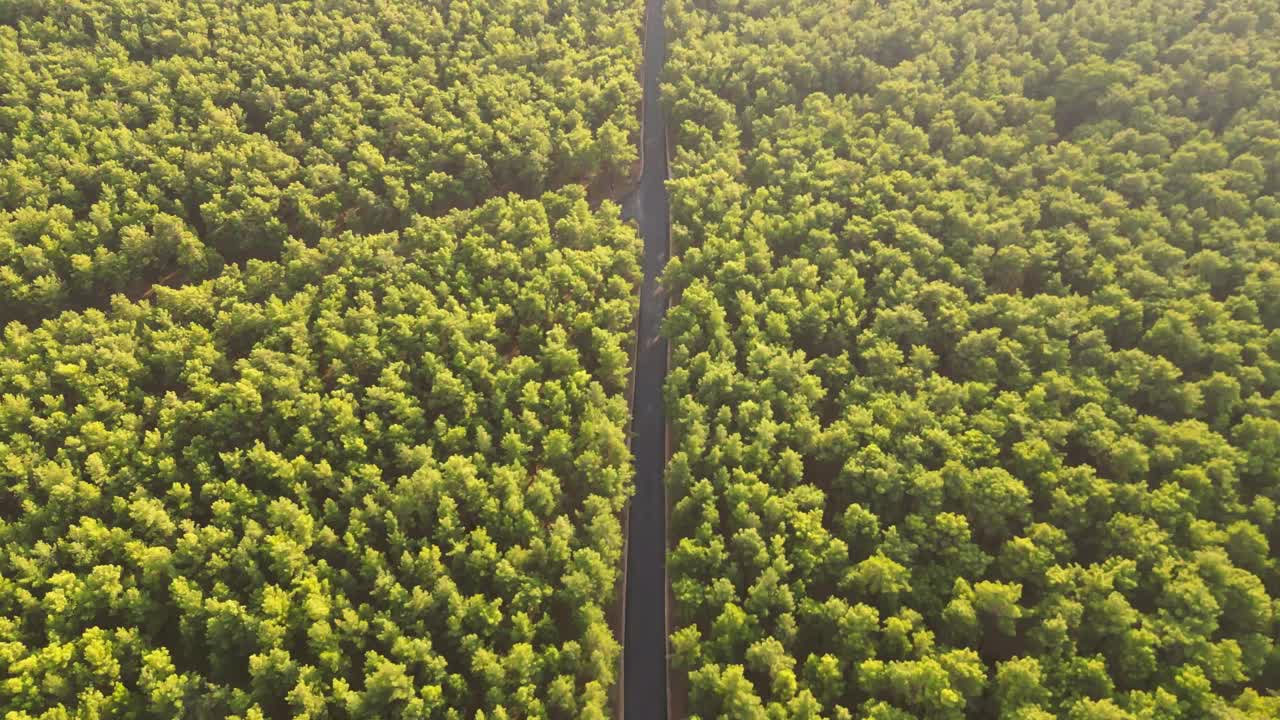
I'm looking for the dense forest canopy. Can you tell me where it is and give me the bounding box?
[6,0,1280,717]
[0,1,643,718]
[0,193,641,720]
[0,0,640,324]
[661,0,1280,717]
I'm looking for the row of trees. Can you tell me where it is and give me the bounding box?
[0,0,641,324]
[662,0,1280,717]
[0,189,640,719]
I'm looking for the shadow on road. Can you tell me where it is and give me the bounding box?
[621,0,671,715]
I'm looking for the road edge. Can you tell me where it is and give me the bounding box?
[613,0,650,716]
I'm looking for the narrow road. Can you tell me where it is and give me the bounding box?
[622,0,670,713]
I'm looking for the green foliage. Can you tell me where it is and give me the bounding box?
[0,0,641,324]
[0,2,644,712]
[0,190,640,717]
[662,0,1280,716]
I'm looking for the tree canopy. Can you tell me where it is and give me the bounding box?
[0,1,643,717]
[662,0,1280,717]
[0,189,640,719]
[0,0,640,324]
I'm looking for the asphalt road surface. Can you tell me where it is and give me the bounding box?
[621,0,670,714]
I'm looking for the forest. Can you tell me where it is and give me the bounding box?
[4,0,1280,717]
[0,0,640,325]
[1,1,642,718]
[661,0,1280,717]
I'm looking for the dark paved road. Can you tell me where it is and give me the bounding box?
[621,0,669,714]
